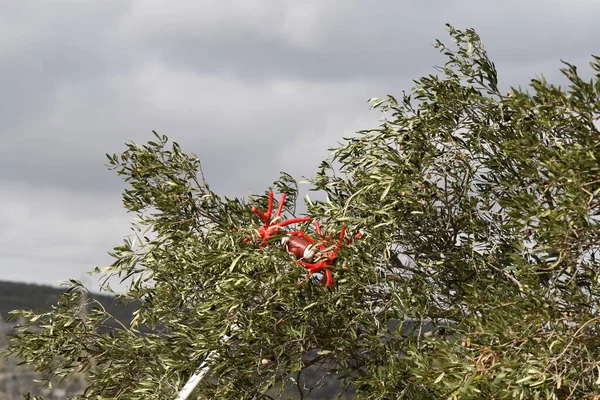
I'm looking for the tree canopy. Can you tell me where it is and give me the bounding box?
[5,25,600,399]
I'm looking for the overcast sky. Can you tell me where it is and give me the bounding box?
[1,0,599,293]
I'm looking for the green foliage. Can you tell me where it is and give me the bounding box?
[5,25,600,399]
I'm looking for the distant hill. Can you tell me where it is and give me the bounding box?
[0,281,141,399]
[0,280,136,331]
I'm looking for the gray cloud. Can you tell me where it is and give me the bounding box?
[1,0,599,291]
[120,0,600,81]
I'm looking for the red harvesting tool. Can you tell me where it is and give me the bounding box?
[249,192,361,287]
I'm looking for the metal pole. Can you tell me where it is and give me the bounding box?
[175,324,238,400]
[175,351,215,400]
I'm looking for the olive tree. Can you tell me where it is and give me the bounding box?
[6,25,600,399]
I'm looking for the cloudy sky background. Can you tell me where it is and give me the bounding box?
[1,0,599,293]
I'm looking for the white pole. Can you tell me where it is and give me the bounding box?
[175,351,215,400]
[175,324,238,400]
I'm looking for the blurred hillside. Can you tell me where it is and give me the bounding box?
[0,280,136,329]
[1,280,137,399]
